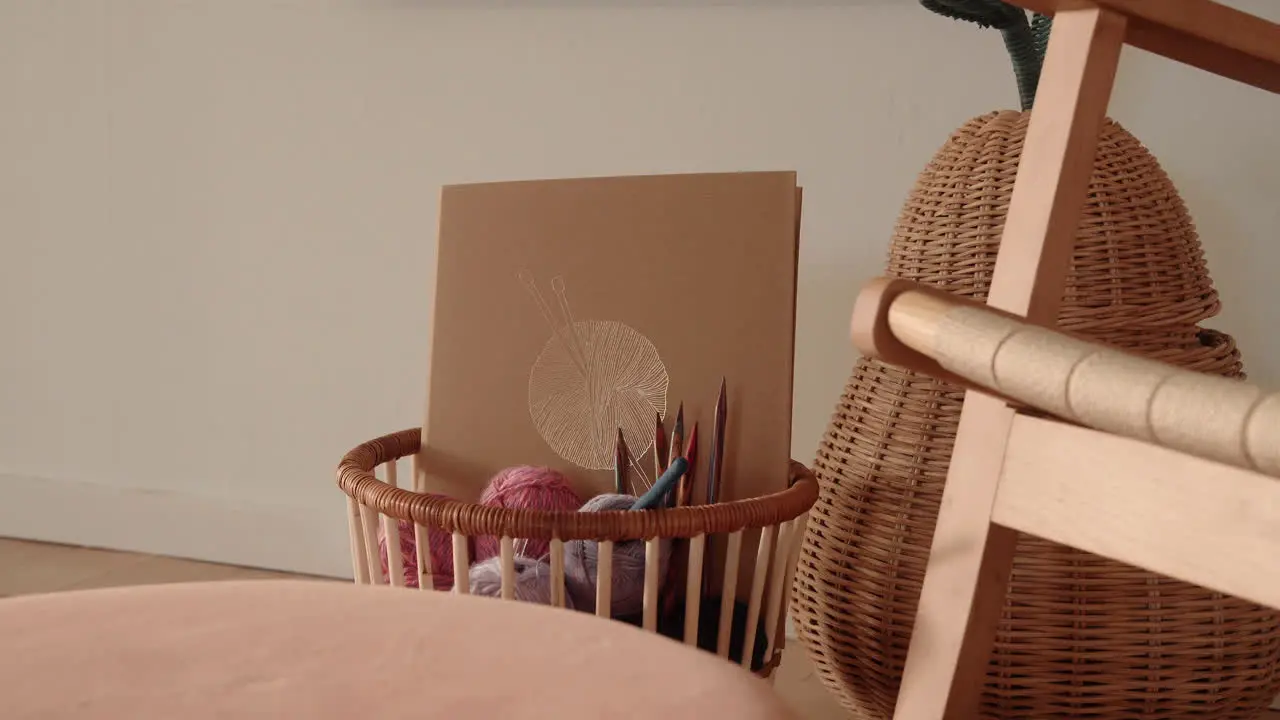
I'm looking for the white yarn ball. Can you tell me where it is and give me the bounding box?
[468,555,572,609]
[563,493,671,616]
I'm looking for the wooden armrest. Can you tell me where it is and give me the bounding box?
[852,276,1280,481]
[995,413,1280,609]
[1006,0,1280,93]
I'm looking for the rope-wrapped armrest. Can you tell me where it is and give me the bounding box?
[852,276,1280,479]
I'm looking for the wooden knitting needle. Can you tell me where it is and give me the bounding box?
[701,380,728,597]
[706,379,727,506]
[614,428,630,495]
[662,422,700,617]
[653,412,668,484]
[678,422,698,508]
[667,404,684,507]
[631,458,687,511]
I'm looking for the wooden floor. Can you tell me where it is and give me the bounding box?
[0,537,845,719]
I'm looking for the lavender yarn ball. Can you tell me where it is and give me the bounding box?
[475,466,582,562]
[468,555,573,608]
[563,493,671,617]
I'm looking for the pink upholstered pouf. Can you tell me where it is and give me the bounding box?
[0,580,797,719]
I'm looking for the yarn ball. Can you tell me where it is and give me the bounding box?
[468,555,574,608]
[377,515,463,591]
[563,493,671,617]
[474,466,582,562]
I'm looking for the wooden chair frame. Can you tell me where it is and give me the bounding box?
[851,2,1280,718]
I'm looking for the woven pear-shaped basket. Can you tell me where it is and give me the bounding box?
[791,111,1280,718]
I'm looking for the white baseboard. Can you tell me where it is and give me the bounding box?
[0,472,353,579]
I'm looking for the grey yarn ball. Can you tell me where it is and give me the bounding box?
[468,555,572,609]
[563,493,671,616]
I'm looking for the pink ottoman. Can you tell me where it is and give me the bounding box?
[0,580,797,719]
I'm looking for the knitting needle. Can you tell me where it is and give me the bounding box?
[662,421,700,617]
[653,411,668,484]
[678,422,698,508]
[667,404,684,507]
[702,379,728,597]
[706,379,727,507]
[615,428,631,494]
[631,458,687,511]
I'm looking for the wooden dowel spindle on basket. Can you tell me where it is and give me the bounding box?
[358,503,384,585]
[407,451,434,590]
[717,530,744,657]
[411,453,426,495]
[684,534,707,645]
[773,513,808,671]
[740,525,775,670]
[596,541,614,618]
[452,533,469,594]
[346,496,370,585]
[643,538,661,631]
[499,537,516,600]
[549,538,566,608]
[380,461,405,588]
[414,522,432,591]
[762,520,795,662]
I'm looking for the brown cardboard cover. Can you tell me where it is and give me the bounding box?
[418,172,799,522]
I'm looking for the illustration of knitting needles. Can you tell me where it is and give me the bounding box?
[551,275,590,367]
[629,457,652,492]
[519,270,589,375]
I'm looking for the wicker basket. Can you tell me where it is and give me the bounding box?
[791,111,1280,718]
[338,428,818,678]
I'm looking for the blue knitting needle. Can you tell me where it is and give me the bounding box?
[631,457,687,511]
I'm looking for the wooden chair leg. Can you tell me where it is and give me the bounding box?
[987,5,1128,323]
[891,7,1128,720]
[891,394,1022,720]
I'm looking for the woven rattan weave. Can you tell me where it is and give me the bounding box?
[791,110,1280,718]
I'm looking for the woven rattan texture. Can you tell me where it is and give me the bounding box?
[337,428,818,542]
[791,111,1280,719]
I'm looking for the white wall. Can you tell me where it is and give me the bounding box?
[2,1,1276,577]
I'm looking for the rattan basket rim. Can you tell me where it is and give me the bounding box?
[337,428,818,541]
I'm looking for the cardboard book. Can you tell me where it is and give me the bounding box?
[419,171,800,532]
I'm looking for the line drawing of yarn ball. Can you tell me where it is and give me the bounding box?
[528,319,669,470]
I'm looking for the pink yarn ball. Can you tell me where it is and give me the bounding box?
[474,466,582,562]
[377,515,466,591]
